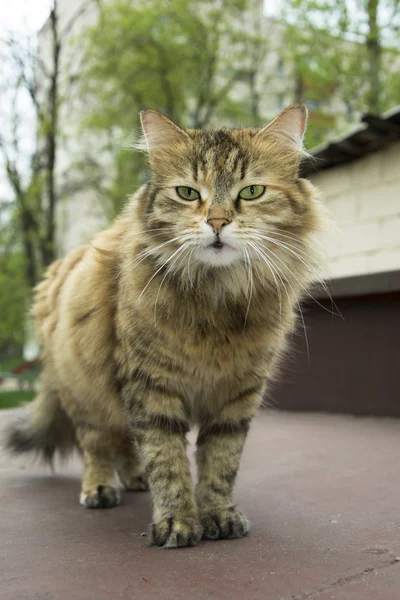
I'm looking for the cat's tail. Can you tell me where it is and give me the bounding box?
[4,389,77,466]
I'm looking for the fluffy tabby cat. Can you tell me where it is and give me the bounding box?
[6,104,327,548]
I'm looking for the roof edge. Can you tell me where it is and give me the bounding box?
[302,106,400,176]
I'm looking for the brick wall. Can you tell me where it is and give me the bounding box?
[310,141,400,278]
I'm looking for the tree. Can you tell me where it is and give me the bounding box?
[366,0,382,112]
[0,0,95,287]
[363,0,400,113]
[0,222,28,357]
[280,0,400,140]
[75,0,268,217]
[0,1,94,357]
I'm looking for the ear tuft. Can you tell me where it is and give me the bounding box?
[256,104,308,154]
[139,110,190,155]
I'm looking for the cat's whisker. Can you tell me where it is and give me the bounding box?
[246,240,284,324]
[248,234,341,318]
[117,235,191,278]
[249,241,291,329]
[250,231,323,283]
[252,226,333,281]
[249,236,313,297]
[260,232,342,319]
[248,229,321,268]
[242,246,254,331]
[243,244,262,283]
[250,241,309,357]
[242,247,251,300]
[137,242,191,302]
[153,243,190,325]
[271,226,326,244]
[138,227,178,234]
[255,226,311,247]
[98,229,176,275]
[268,235,342,318]
[186,245,196,290]
[117,240,176,278]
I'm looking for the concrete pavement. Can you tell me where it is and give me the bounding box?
[1,409,400,599]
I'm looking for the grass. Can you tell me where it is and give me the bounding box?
[0,390,35,410]
[0,357,25,373]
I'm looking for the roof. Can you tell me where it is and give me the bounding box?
[301,106,400,176]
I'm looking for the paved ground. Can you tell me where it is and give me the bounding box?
[1,408,400,600]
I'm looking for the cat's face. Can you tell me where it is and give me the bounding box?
[138,106,322,278]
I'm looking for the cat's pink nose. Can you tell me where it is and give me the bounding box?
[207,217,231,234]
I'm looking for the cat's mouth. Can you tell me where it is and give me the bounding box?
[210,239,233,251]
[199,238,241,266]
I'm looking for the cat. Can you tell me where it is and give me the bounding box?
[6,104,328,548]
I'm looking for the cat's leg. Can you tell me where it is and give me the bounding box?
[127,393,202,548]
[196,385,264,540]
[76,426,120,509]
[116,433,148,492]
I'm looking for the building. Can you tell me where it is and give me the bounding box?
[306,107,400,279]
[274,107,400,415]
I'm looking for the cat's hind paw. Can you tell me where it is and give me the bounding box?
[80,485,120,509]
[119,472,149,492]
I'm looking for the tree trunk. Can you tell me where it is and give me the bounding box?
[43,3,60,267]
[20,208,38,288]
[366,0,381,114]
[5,163,38,287]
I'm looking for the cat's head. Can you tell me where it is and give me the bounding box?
[134,105,325,286]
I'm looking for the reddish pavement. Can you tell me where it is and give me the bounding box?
[1,409,400,600]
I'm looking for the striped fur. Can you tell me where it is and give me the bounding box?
[5,105,328,547]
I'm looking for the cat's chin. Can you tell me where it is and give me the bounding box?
[197,244,243,267]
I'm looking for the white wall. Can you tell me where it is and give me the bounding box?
[311,141,400,279]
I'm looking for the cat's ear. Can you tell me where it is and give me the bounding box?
[255,104,308,155]
[139,110,190,159]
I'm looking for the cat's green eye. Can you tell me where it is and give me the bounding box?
[239,185,266,201]
[176,186,200,201]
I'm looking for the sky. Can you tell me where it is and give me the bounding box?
[0,0,279,34]
[0,1,53,201]
[0,0,52,35]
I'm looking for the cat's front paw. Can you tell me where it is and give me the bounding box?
[150,515,203,548]
[200,505,250,540]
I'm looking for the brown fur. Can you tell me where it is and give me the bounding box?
[6,105,328,546]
